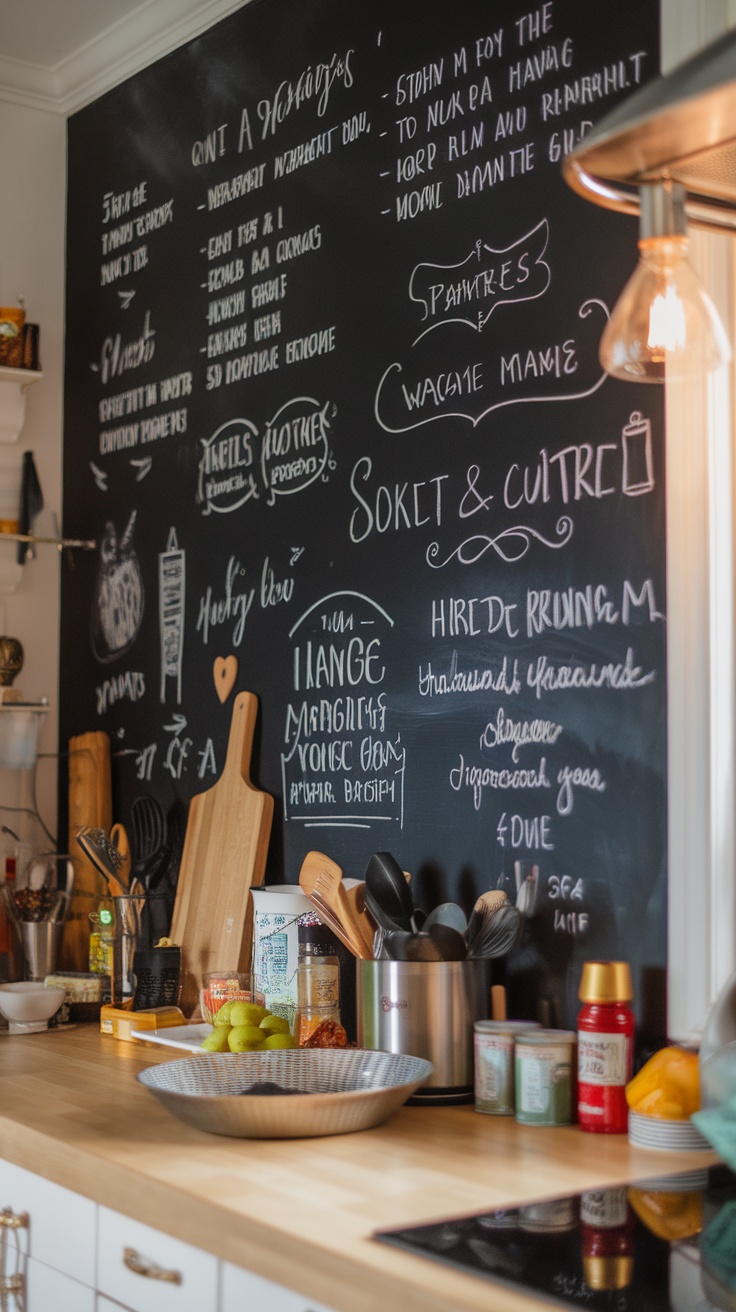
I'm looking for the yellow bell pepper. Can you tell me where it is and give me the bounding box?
[625,1045,700,1119]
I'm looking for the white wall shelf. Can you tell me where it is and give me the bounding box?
[0,367,43,444]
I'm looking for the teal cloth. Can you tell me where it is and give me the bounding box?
[693,1096,736,1173]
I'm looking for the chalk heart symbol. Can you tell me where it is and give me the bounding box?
[213,655,238,703]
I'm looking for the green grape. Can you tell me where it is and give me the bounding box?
[262,1032,296,1049]
[228,1024,266,1052]
[213,1001,236,1027]
[229,1001,268,1028]
[201,1027,231,1052]
[259,1014,290,1035]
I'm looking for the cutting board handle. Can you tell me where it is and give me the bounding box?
[223,690,259,784]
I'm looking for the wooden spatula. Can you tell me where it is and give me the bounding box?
[299,852,372,958]
[313,868,373,959]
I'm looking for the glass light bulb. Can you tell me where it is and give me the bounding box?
[599,236,731,383]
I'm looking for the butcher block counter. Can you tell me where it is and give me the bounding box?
[0,1025,717,1312]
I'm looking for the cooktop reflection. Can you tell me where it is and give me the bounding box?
[375,1164,736,1311]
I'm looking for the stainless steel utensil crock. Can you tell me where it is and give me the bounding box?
[357,958,490,1103]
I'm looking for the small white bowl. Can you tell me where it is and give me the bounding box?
[0,981,66,1033]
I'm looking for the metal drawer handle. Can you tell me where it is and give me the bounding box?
[123,1246,182,1284]
[0,1209,28,1231]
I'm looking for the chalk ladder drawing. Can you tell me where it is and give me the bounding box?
[159,526,185,703]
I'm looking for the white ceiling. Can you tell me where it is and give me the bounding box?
[0,0,150,67]
[0,0,247,114]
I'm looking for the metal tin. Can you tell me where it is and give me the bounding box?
[514,1029,576,1126]
[473,1020,541,1115]
[357,958,491,1101]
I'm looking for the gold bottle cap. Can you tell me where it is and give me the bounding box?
[579,961,633,1003]
[583,1255,634,1290]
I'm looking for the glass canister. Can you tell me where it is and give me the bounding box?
[577,961,635,1134]
[474,1020,541,1115]
[515,1029,576,1126]
[294,941,340,1045]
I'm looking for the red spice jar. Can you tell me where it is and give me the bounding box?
[577,961,635,1134]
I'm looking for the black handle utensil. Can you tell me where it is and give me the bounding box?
[364,851,415,933]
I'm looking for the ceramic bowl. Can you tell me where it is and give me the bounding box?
[137,1048,433,1138]
[0,981,66,1032]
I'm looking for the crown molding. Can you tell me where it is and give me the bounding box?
[0,0,251,116]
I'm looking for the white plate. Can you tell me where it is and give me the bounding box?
[629,1110,711,1151]
[131,1023,212,1052]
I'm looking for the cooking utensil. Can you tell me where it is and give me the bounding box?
[384,930,442,962]
[465,900,523,959]
[130,794,167,890]
[491,984,507,1020]
[110,823,132,889]
[75,826,129,898]
[298,853,373,959]
[464,890,509,952]
[137,1048,433,1139]
[422,902,467,935]
[313,866,372,959]
[515,861,539,917]
[169,692,274,1016]
[427,922,467,961]
[364,852,415,933]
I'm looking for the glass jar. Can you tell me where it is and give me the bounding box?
[294,942,340,1045]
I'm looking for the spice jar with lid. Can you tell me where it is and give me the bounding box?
[294,941,341,1045]
[577,961,635,1134]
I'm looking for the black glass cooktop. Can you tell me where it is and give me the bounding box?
[375,1165,736,1311]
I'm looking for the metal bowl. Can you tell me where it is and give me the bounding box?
[137,1048,433,1138]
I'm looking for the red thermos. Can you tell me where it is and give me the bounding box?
[577,961,634,1134]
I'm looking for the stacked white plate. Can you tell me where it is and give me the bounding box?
[628,1109,711,1151]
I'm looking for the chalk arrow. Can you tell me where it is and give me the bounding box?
[90,462,108,491]
[164,714,188,735]
[130,457,153,481]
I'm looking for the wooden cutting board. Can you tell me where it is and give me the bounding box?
[170,691,274,1016]
[62,730,112,972]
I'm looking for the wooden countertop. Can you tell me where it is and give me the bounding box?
[0,1025,717,1312]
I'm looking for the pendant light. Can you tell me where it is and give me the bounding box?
[598,182,731,383]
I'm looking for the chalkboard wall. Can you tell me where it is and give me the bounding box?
[61,0,665,1032]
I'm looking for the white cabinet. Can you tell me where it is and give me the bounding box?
[25,1257,96,1312]
[97,1206,218,1312]
[0,1157,97,1289]
[1,1159,339,1312]
[221,1262,336,1312]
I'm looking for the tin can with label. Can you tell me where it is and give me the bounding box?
[515,1029,576,1126]
[474,1020,541,1115]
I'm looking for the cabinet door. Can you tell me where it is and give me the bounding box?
[25,1256,96,1312]
[97,1206,217,1312]
[221,1262,338,1312]
[0,1158,96,1287]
